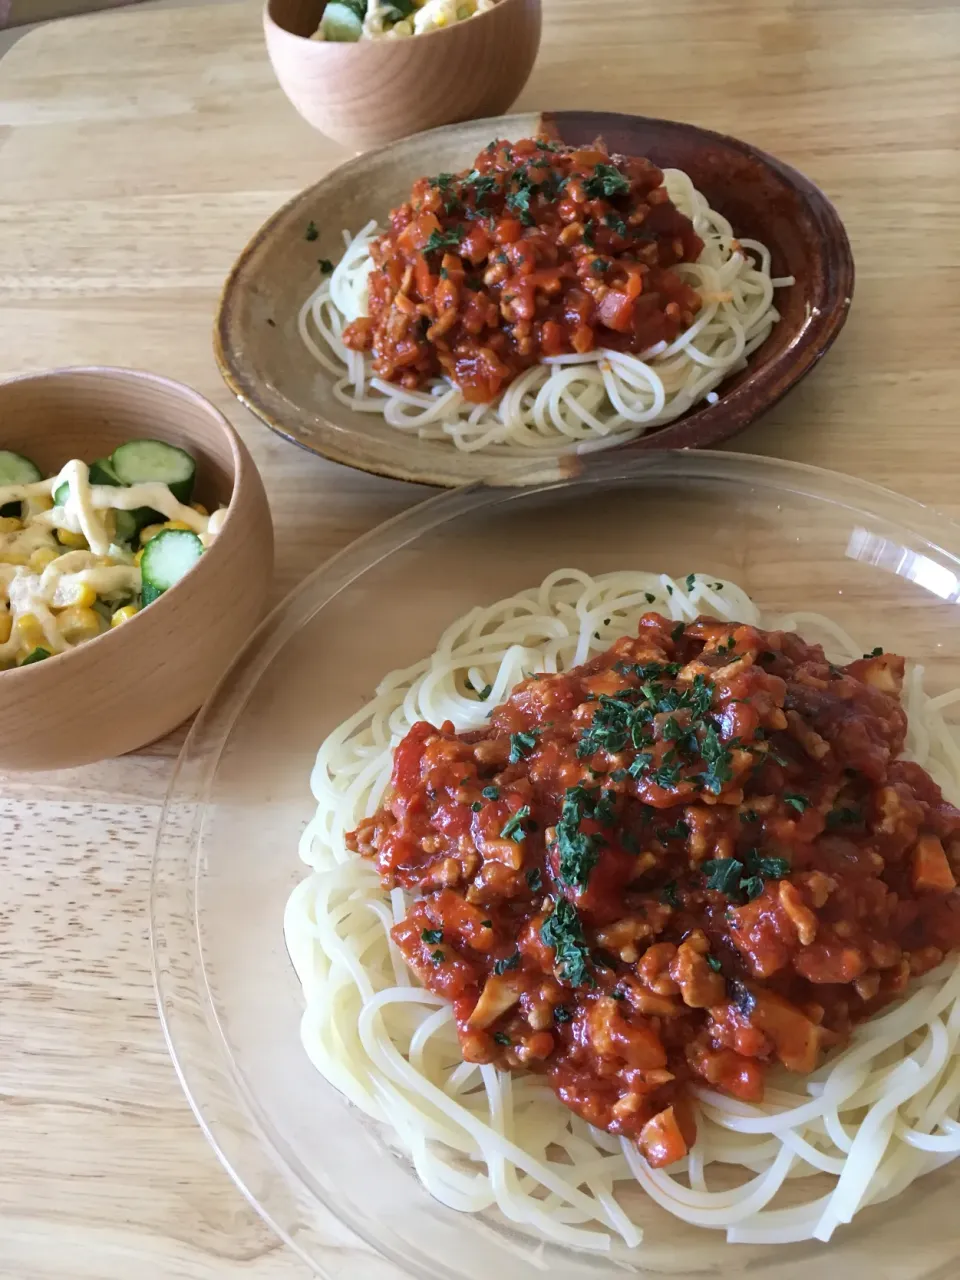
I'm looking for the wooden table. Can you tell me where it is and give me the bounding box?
[1,1,959,1276]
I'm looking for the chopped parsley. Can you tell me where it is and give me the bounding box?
[553,786,606,889]
[611,988,626,1001]
[864,646,884,658]
[703,858,743,896]
[711,582,724,591]
[706,954,722,972]
[493,951,521,975]
[671,623,685,642]
[482,785,500,800]
[553,1005,572,1023]
[583,220,596,248]
[703,850,790,901]
[604,212,627,235]
[424,228,462,254]
[470,801,481,812]
[466,675,493,700]
[645,592,656,604]
[506,180,535,225]
[526,866,543,893]
[685,573,696,591]
[420,928,443,944]
[463,169,499,202]
[501,805,531,841]
[700,725,733,794]
[509,729,539,763]
[827,805,862,827]
[784,793,810,813]
[430,948,445,964]
[305,221,319,241]
[317,258,334,274]
[584,163,631,200]
[660,880,680,908]
[493,1032,512,1045]
[540,898,593,987]
[592,259,610,275]
[660,819,689,841]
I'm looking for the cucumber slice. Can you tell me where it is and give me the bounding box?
[111,440,197,505]
[113,510,140,544]
[89,457,121,486]
[320,1,364,41]
[0,450,42,517]
[19,646,51,666]
[139,528,204,606]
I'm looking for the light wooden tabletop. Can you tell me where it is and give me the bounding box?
[2,1,960,1276]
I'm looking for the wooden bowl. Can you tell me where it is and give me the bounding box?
[0,368,274,772]
[263,0,542,152]
[215,110,855,489]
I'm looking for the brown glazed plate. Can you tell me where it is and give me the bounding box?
[215,110,855,488]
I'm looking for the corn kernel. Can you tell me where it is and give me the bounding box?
[16,612,46,650]
[191,502,209,517]
[134,548,145,566]
[57,605,103,645]
[29,546,61,573]
[58,581,98,609]
[110,604,140,628]
[0,516,23,535]
[139,524,165,545]
[57,528,89,550]
[0,612,11,645]
[25,494,53,515]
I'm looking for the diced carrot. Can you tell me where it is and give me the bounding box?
[597,289,635,333]
[413,254,434,299]
[912,834,957,893]
[750,989,821,1074]
[638,1106,688,1168]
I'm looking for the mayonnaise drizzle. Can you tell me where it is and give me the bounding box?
[0,458,228,667]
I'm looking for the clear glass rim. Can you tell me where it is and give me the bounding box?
[150,448,960,1277]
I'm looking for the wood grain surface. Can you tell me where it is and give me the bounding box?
[1,1,959,1277]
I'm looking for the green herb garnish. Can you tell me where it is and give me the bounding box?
[305,221,319,241]
[421,928,443,944]
[540,898,593,988]
[501,805,531,841]
[424,228,462,254]
[584,163,630,200]
[509,730,539,763]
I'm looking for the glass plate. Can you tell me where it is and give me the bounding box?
[152,450,960,1280]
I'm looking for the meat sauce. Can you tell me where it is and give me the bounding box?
[342,137,704,402]
[348,615,960,1168]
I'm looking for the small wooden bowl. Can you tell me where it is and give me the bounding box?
[215,110,855,489]
[263,0,542,152]
[0,368,274,772]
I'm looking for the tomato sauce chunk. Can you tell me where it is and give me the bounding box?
[347,617,960,1164]
[342,137,704,402]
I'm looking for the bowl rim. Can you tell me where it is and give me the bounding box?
[0,364,247,685]
[214,108,855,489]
[263,0,539,48]
[152,447,960,1280]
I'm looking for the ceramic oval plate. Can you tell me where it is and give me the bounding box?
[215,110,854,488]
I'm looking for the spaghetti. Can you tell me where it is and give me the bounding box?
[286,571,960,1248]
[298,155,792,456]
